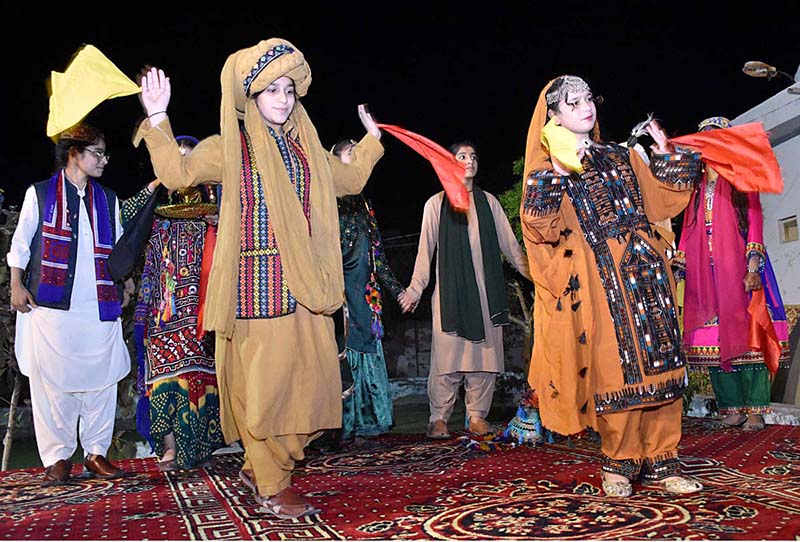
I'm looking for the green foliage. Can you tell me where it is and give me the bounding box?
[0,207,21,399]
[512,156,525,177]
[498,186,523,244]
[497,156,526,244]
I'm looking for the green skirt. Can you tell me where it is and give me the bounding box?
[342,342,393,439]
[149,371,224,468]
[708,363,771,415]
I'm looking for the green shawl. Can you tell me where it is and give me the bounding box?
[438,187,509,342]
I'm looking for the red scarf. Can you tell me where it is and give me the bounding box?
[377,124,469,211]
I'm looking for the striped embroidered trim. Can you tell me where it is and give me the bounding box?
[650,152,703,190]
[593,377,686,414]
[243,44,294,97]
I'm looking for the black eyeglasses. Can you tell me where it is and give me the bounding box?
[84,147,110,161]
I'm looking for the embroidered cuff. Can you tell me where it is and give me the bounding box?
[523,170,569,216]
[746,242,766,272]
[650,151,703,190]
[602,457,643,479]
[670,249,686,280]
[640,454,681,482]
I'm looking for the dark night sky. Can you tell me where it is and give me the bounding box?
[2,3,798,235]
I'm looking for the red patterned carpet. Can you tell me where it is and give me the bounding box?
[2,418,799,540]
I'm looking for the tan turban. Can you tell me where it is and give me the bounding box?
[205,38,345,336]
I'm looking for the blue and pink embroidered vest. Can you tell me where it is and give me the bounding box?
[237,125,312,318]
[25,176,121,313]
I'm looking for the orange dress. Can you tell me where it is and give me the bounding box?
[521,143,701,437]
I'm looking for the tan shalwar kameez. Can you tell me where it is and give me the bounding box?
[407,190,529,423]
[138,115,383,496]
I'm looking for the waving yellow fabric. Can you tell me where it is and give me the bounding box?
[47,45,140,140]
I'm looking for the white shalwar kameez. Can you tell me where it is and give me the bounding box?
[8,183,130,467]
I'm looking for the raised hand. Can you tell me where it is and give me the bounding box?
[135,64,153,113]
[358,104,381,140]
[140,67,171,125]
[645,119,673,155]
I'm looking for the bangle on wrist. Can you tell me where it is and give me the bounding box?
[148,110,167,119]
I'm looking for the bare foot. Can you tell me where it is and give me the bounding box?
[720,413,747,427]
[468,417,493,435]
[743,413,766,431]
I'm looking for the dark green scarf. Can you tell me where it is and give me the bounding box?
[438,187,509,342]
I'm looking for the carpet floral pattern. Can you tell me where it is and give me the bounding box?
[1,419,798,539]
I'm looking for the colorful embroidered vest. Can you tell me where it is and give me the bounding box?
[236,126,312,318]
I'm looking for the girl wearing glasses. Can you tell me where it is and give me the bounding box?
[8,124,129,485]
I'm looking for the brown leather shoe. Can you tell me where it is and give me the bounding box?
[42,459,71,486]
[83,454,126,479]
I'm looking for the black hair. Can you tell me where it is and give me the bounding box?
[448,140,478,156]
[332,138,357,157]
[176,136,199,150]
[545,78,566,116]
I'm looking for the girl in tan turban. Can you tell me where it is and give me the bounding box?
[521,75,703,497]
[137,38,383,518]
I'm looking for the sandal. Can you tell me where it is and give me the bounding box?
[256,487,321,519]
[644,476,703,494]
[601,472,632,497]
[426,420,451,440]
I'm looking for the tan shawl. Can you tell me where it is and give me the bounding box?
[206,38,345,337]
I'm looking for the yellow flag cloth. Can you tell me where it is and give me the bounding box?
[47,45,141,140]
[541,116,583,173]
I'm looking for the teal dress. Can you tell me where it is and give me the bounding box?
[338,195,404,439]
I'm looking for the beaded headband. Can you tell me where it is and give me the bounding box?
[698,116,731,131]
[546,76,591,108]
[242,44,295,97]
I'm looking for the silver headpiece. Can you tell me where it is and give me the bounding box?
[546,76,591,108]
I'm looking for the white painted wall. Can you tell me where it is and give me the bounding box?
[733,84,800,304]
